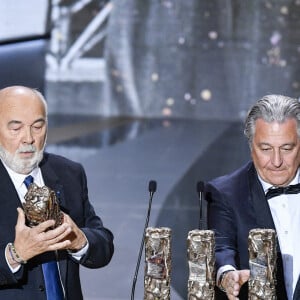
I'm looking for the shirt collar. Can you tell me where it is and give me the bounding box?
[1,159,40,189]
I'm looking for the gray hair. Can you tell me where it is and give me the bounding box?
[244,94,300,147]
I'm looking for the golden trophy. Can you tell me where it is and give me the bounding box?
[248,228,277,299]
[23,183,63,228]
[144,227,171,300]
[187,229,215,300]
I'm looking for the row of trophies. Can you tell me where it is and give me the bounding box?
[144,227,277,300]
[21,179,277,299]
[22,179,277,299]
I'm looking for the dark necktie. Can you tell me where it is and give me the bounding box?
[265,183,300,200]
[24,176,64,300]
[24,175,34,189]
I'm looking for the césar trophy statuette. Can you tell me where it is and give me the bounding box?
[23,183,64,228]
[248,228,277,300]
[144,227,171,300]
[187,229,215,300]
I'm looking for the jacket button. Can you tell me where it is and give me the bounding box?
[39,285,45,291]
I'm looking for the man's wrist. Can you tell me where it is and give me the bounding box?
[67,241,87,253]
[7,243,27,264]
[218,270,232,292]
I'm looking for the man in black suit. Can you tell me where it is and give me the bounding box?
[0,86,114,299]
[206,94,300,300]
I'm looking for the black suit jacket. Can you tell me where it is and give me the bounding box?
[206,161,300,299]
[0,153,114,300]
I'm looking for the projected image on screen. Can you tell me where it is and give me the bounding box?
[0,0,49,43]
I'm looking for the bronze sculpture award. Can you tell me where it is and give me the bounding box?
[187,229,215,300]
[23,183,64,228]
[144,227,171,300]
[248,228,277,299]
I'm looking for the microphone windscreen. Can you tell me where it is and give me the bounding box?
[148,180,157,193]
[197,181,205,193]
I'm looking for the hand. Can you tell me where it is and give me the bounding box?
[222,270,250,299]
[62,213,87,252]
[13,207,72,261]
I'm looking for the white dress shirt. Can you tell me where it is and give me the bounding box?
[260,170,300,300]
[5,165,43,202]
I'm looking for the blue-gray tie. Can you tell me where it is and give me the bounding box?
[24,175,64,300]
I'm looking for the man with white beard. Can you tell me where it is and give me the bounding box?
[0,86,114,300]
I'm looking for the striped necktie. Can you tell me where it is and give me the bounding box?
[24,175,64,300]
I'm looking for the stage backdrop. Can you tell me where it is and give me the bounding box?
[44,0,300,120]
[103,0,300,120]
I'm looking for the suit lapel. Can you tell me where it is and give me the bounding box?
[40,158,67,212]
[293,278,300,300]
[248,164,276,229]
[0,161,23,222]
[0,161,23,247]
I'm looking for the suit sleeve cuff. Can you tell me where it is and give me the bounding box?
[67,240,89,260]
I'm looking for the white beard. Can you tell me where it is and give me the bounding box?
[0,144,44,174]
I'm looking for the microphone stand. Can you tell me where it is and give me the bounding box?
[197,181,205,230]
[131,180,157,300]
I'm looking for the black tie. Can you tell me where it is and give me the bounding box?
[265,183,300,200]
[23,176,64,300]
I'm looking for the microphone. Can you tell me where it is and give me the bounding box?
[196,181,205,230]
[131,180,157,300]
